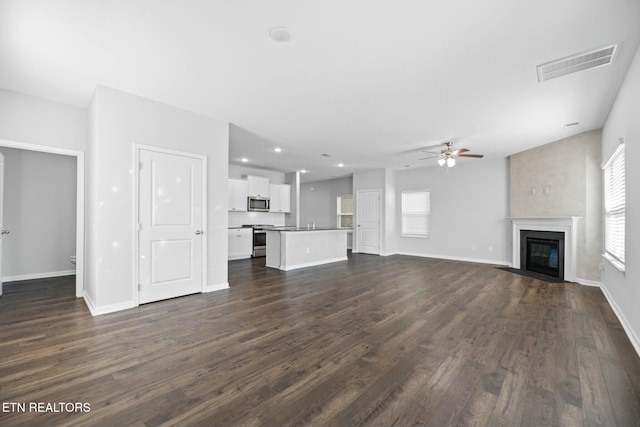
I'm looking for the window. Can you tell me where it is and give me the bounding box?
[401,190,430,237]
[603,141,625,270]
[337,195,353,228]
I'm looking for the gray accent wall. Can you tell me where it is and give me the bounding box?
[300,176,353,228]
[394,158,510,264]
[510,130,603,281]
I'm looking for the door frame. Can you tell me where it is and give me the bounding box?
[355,188,382,255]
[133,144,208,306]
[0,139,85,297]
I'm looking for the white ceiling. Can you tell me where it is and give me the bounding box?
[1,0,639,182]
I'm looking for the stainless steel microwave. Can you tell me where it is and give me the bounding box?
[248,196,270,212]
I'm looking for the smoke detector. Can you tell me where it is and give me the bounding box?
[537,44,618,83]
[270,27,292,43]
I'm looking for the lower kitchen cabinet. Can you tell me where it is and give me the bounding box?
[228,228,252,260]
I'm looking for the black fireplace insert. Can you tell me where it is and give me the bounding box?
[520,230,565,280]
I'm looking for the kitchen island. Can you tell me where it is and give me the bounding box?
[265,228,348,271]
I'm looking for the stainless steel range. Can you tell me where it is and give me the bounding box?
[242,224,274,257]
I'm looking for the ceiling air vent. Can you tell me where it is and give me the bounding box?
[537,44,618,83]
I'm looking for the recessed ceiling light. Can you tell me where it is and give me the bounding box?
[274,147,282,153]
[321,153,332,157]
[241,157,248,163]
[337,163,344,167]
[270,27,292,43]
[300,169,307,174]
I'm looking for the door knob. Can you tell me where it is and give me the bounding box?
[195,230,203,235]
[1,230,9,235]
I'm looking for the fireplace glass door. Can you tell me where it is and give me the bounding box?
[526,238,560,277]
[520,230,565,280]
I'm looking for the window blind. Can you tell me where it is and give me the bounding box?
[603,142,625,266]
[401,191,430,237]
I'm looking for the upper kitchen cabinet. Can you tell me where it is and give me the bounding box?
[247,175,270,197]
[228,178,248,211]
[269,183,291,213]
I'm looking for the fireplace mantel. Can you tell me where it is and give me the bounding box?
[508,217,580,282]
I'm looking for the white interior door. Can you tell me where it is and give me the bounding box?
[138,149,204,304]
[0,152,4,296]
[356,189,381,255]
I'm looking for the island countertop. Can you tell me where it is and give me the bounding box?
[266,226,346,232]
[265,228,347,270]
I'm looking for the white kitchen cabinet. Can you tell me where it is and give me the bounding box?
[247,175,270,197]
[228,178,248,212]
[269,183,291,213]
[228,228,253,260]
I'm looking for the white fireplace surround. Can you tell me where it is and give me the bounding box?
[508,217,580,282]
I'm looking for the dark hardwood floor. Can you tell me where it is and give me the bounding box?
[1,254,639,426]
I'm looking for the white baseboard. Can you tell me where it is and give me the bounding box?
[83,292,136,316]
[280,256,348,271]
[228,255,251,261]
[395,251,511,266]
[599,284,640,358]
[575,277,602,287]
[204,282,229,292]
[3,270,76,283]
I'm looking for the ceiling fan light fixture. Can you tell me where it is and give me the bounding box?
[447,157,455,167]
[438,158,446,167]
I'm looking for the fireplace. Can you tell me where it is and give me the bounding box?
[520,230,565,280]
[508,217,579,282]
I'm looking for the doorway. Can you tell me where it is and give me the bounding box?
[0,139,85,298]
[135,145,207,304]
[356,189,381,255]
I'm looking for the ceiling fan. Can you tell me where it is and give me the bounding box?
[419,141,484,167]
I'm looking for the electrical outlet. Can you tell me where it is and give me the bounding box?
[599,262,604,271]
[306,247,310,254]
[488,246,493,252]
[471,244,477,251]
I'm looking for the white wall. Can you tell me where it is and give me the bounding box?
[228,211,286,227]
[0,147,76,280]
[87,85,229,313]
[229,164,285,184]
[0,89,86,297]
[300,176,353,228]
[285,171,300,227]
[601,45,640,353]
[0,89,87,151]
[394,158,510,264]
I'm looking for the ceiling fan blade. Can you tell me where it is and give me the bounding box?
[420,150,441,155]
[419,155,440,160]
[421,143,446,151]
[456,148,470,154]
[457,153,484,158]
